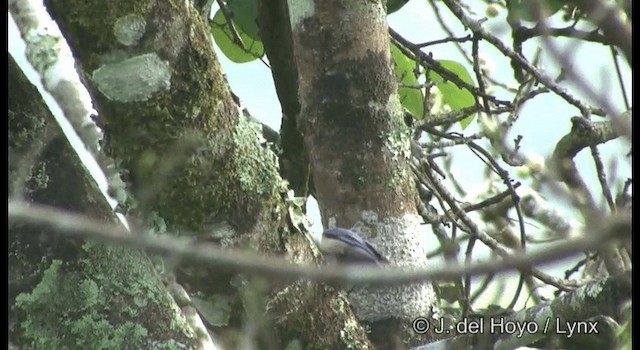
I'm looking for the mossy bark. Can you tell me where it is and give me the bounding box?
[9,55,198,350]
[44,0,283,235]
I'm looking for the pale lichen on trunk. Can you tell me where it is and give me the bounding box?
[8,57,200,349]
[286,0,438,346]
[36,0,293,347]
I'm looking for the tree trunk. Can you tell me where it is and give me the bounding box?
[286,0,438,347]
[9,55,199,349]
[16,0,377,348]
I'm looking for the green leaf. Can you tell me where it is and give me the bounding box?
[227,0,260,40]
[427,60,476,128]
[508,0,565,22]
[387,0,410,14]
[391,44,424,119]
[211,9,264,63]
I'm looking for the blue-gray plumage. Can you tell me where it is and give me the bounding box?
[319,228,386,264]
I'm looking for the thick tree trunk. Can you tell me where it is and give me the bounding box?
[287,0,438,347]
[21,0,375,348]
[44,0,279,236]
[9,56,199,349]
[34,0,293,347]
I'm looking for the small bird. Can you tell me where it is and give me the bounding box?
[318,228,387,265]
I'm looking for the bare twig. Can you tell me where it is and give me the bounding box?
[419,134,483,149]
[212,0,267,66]
[615,178,632,212]
[427,0,516,92]
[610,46,630,110]
[462,234,476,317]
[415,35,473,48]
[465,140,527,249]
[469,273,495,304]
[416,105,513,129]
[547,113,630,276]
[505,274,525,310]
[564,255,590,279]
[440,0,599,118]
[589,145,616,212]
[515,25,610,46]
[531,3,631,140]
[504,76,539,128]
[419,126,528,252]
[459,185,521,214]
[9,201,630,287]
[215,0,245,48]
[567,0,631,65]
[471,35,491,114]
[551,116,627,218]
[389,28,512,106]
[420,160,585,290]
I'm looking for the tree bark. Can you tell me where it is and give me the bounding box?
[37,0,295,346]
[257,0,312,198]
[9,55,200,349]
[43,0,278,235]
[31,0,375,348]
[286,0,437,347]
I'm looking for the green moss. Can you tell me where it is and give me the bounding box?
[383,94,412,162]
[46,0,285,236]
[47,0,154,62]
[340,318,368,349]
[233,117,281,198]
[31,162,50,190]
[15,244,195,349]
[381,94,414,190]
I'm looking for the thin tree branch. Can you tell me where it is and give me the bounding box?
[416,105,513,129]
[469,273,495,304]
[505,274,525,310]
[471,35,491,115]
[610,46,630,111]
[546,113,630,277]
[415,34,473,48]
[215,0,245,47]
[212,0,267,66]
[567,0,631,65]
[459,185,521,214]
[9,0,125,207]
[8,201,630,287]
[467,141,528,252]
[551,116,625,218]
[462,233,476,317]
[589,145,616,212]
[419,134,484,149]
[531,2,631,140]
[389,28,512,106]
[440,0,599,118]
[427,0,516,92]
[419,154,585,290]
[515,25,610,46]
[504,75,540,128]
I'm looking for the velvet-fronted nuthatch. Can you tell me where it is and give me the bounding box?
[318,228,386,265]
